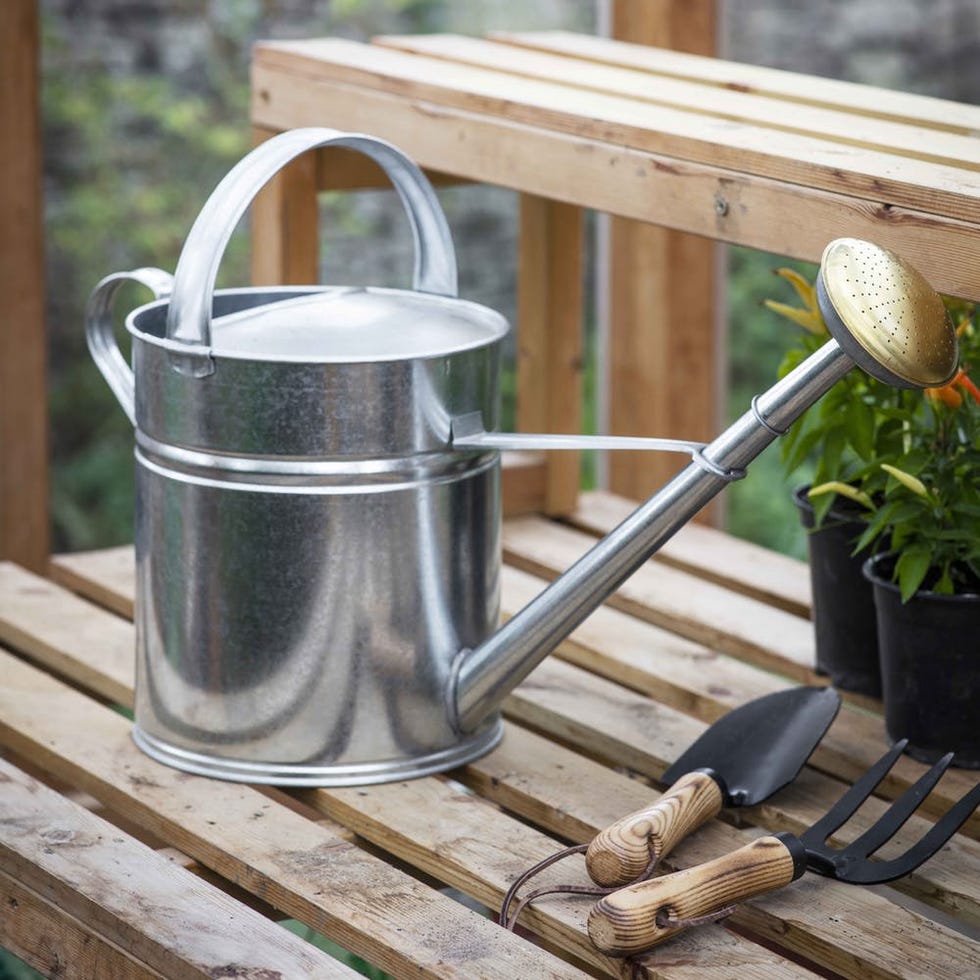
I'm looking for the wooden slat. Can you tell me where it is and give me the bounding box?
[0,0,48,572]
[501,563,788,717]
[569,490,811,617]
[0,757,358,979]
[1,869,162,979]
[496,31,980,135]
[502,515,817,679]
[0,648,586,980]
[376,34,980,171]
[250,61,980,303]
[0,559,134,705]
[252,40,980,225]
[50,544,135,617]
[517,196,583,514]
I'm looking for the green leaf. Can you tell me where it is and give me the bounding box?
[896,548,933,602]
[782,425,825,475]
[934,566,955,595]
[814,428,845,484]
[844,397,875,460]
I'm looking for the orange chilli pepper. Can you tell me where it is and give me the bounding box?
[957,370,980,404]
[926,368,980,408]
[926,383,963,408]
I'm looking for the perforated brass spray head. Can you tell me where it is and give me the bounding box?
[816,238,958,389]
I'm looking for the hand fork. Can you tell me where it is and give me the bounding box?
[588,740,980,955]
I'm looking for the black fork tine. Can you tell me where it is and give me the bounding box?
[837,781,980,884]
[801,740,908,848]
[836,752,954,861]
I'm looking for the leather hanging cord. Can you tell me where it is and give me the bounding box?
[500,842,661,932]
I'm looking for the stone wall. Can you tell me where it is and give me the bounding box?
[724,0,980,100]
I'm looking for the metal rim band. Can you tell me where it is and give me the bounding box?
[690,449,746,483]
[751,394,790,436]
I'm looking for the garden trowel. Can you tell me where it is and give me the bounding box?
[585,686,841,886]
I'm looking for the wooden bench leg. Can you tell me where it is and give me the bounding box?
[606,220,719,499]
[607,0,720,512]
[517,195,584,516]
[250,125,319,286]
[0,0,49,572]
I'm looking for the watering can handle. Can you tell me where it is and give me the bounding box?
[165,128,458,356]
[84,268,174,425]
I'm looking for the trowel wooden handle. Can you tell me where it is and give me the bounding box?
[585,770,724,886]
[588,833,807,955]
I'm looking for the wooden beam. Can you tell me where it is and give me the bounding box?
[0,0,49,571]
[250,125,320,286]
[606,1,720,506]
[517,196,583,514]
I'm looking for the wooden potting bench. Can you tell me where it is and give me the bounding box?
[3,25,980,980]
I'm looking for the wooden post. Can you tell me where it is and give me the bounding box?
[250,125,319,286]
[606,1,720,510]
[517,195,584,515]
[0,0,49,571]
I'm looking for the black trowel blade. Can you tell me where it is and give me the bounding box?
[662,687,841,807]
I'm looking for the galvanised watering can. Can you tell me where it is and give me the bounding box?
[87,128,957,785]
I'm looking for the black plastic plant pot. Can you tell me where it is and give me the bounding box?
[794,485,880,697]
[864,553,980,770]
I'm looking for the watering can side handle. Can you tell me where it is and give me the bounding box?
[166,127,457,352]
[85,268,174,425]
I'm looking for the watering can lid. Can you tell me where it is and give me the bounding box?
[206,287,508,363]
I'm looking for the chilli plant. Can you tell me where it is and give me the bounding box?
[767,271,980,601]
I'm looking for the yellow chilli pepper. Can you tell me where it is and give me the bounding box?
[881,464,932,500]
[808,481,874,509]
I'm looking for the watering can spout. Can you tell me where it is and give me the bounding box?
[450,238,958,734]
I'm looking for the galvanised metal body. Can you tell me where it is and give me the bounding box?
[87,131,508,783]
[87,129,958,786]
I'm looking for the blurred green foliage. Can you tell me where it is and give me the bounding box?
[724,246,819,559]
[42,8,253,550]
[0,952,43,980]
[280,919,392,978]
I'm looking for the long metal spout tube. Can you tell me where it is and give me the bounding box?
[451,338,853,733]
